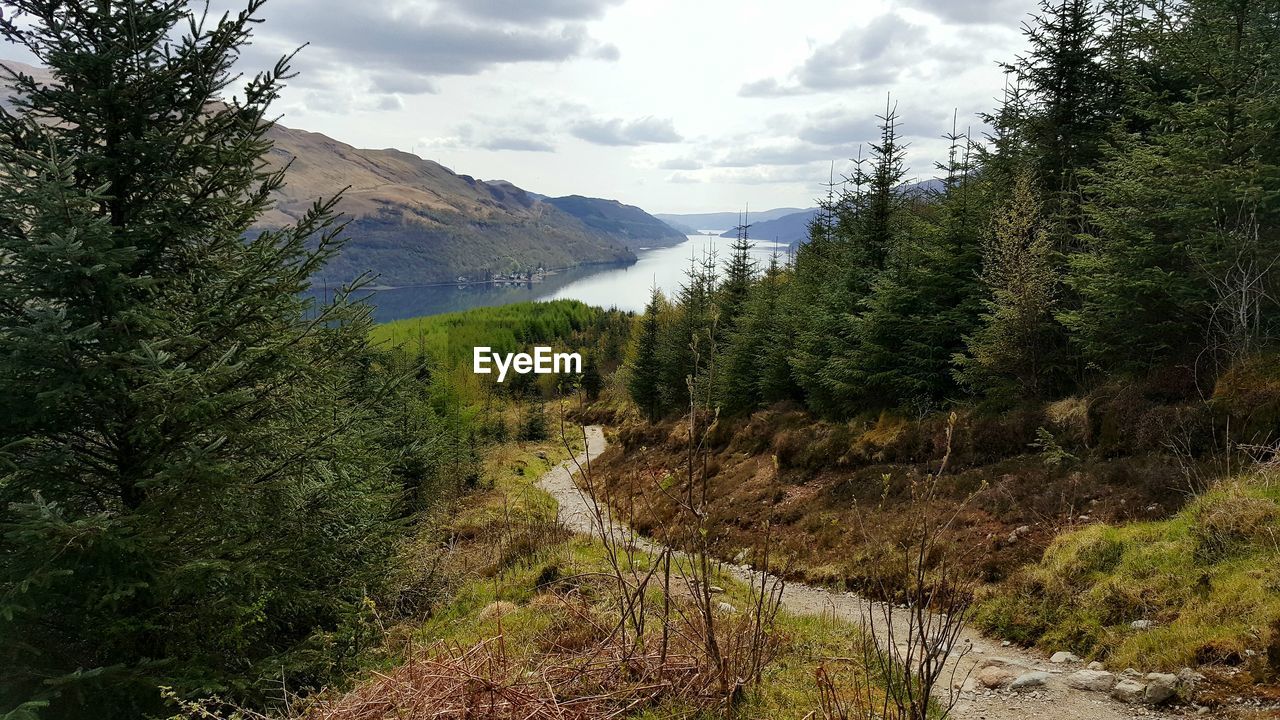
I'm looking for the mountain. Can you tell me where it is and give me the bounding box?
[3,58,678,288]
[259,127,649,286]
[544,195,686,247]
[654,208,807,233]
[721,208,818,244]
[714,179,952,244]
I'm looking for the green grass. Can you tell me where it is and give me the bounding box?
[358,431,892,719]
[370,299,604,368]
[977,469,1280,672]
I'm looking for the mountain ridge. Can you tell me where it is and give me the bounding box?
[3,58,682,287]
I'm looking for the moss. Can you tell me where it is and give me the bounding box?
[978,471,1280,673]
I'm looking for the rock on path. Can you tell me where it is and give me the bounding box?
[538,427,1185,720]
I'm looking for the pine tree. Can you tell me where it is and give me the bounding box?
[1063,0,1280,372]
[626,287,665,421]
[658,249,718,413]
[718,213,757,330]
[849,122,985,407]
[1016,0,1112,243]
[0,2,413,715]
[580,351,604,401]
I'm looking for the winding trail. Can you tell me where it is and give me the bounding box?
[538,426,1189,720]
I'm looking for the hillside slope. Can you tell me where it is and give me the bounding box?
[544,195,685,247]
[3,58,665,288]
[259,126,638,286]
[721,208,818,244]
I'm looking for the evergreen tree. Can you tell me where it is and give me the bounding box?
[580,351,604,402]
[658,249,718,413]
[625,287,665,421]
[718,214,757,330]
[848,124,985,407]
[1063,0,1280,372]
[1016,0,1112,243]
[0,2,415,715]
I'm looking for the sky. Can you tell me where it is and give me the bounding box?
[8,0,1043,214]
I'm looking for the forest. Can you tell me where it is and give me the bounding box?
[625,0,1279,423]
[1,0,1278,719]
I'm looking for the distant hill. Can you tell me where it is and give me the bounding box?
[3,58,680,288]
[714,179,952,245]
[544,195,685,247]
[654,208,807,233]
[258,127,643,286]
[722,208,819,244]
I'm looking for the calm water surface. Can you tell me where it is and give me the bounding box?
[349,234,792,322]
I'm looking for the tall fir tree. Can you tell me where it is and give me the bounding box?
[0,2,416,716]
[1063,0,1280,372]
[625,287,665,421]
[717,212,757,330]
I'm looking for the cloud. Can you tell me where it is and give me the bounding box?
[370,73,439,96]
[739,12,987,96]
[738,78,808,98]
[657,156,704,170]
[899,0,1037,26]
[713,141,840,168]
[479,136,557,152]
[223,0,621,112]
[570,116,682,146]
[449,0,626,23]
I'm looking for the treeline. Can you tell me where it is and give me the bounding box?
[627,0,1280,421]
[374,299,630,441]
[2,3,479,719]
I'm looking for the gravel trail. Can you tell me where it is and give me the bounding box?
[538,426,1197,720]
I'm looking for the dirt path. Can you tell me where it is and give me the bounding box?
[538,427,1197,720]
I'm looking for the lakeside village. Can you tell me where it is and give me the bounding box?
[454,266,551,287]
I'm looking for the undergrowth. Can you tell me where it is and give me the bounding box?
[976,468,1280,676]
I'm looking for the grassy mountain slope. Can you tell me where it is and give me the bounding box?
[260,126,638,286]
[4,58,665,288]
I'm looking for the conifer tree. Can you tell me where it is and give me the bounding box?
[0,2,414,715]
[658,249,718,412]
[718,213,757,330]
[626,287,665,421]
[1063,0,1280,371]
[1016,0,1112,243]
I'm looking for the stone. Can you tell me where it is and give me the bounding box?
[1144,673,1178,704]
[1177,667,1205,691]
[1050,651,1082,663]
[977,665,1019,689]
[708,585,725,594]
[1007,525,1032,543]
[1130,619,1153,630]
[1065,669,1116,692]
[716,601,737,614]
[1009,671,1051,690]
[1111,678,1147,703]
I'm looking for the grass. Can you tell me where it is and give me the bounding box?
[316,428,890,719]
[976,468,1280,674]
[369,300,603,367]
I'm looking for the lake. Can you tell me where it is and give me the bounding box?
[342,233,794,322]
